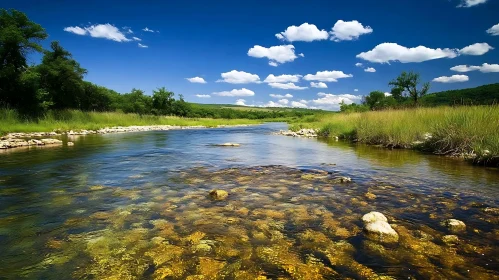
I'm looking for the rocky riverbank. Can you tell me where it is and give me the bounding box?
[0,124,253,150]
[274,128,320,138]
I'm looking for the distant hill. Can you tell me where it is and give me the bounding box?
[421,83,499,106]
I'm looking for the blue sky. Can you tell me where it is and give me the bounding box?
[4,0,499,110]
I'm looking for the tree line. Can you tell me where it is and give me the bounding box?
[341,71,499,113]
[0,9,314,120]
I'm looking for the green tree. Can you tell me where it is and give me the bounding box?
[152,87,174,115]
[364,91,397,111]
[172,94,192,117]
[37,41,87,109]
[121,88,152,115]
[389,71,429,105]
[0,9,47,110]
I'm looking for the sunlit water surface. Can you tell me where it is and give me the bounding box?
[0,123,498,279]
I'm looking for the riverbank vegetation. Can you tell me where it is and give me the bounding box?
[290,105,499,165]
[0,109,268,135]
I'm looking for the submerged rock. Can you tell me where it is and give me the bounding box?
[215,143,240,147]
[441,219,466,233]
[362,212,398,243]
[364,221,399,243]
[442,235,459,246]
[209,189,229,200]
[333,176,352,183]
[67,141,74,146]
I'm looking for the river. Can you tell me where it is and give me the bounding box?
[0,123,498,279]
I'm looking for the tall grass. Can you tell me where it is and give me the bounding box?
[0,109,263,135]
[290,106,499,165]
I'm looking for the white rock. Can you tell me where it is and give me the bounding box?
[441,219,466,233]
[364,221,399,242]
[362,211,388,224]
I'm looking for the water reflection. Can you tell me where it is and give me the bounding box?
[0,123,498,279]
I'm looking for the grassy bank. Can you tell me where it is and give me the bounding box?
[0,109,264,135]
[289,105,499,166]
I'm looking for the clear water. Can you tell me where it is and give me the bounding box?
[0,123,498,279]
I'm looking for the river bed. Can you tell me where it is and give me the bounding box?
[0,123,498,279]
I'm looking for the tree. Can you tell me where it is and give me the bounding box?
[389,71,429,105]
[152,87,174,115]
[0,9,47,110]
[363,91,397,111]
[121,88,152,115]
[37,41,87,109]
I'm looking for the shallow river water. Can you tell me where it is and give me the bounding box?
[0,123,498,279]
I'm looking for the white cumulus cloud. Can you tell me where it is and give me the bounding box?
[432,75,469,83]
[132,37,141,41]
[186,77,207,83]
[312,93,363,110]
[278,99,289,105]
[291,101,308,108]
[248,45,300,65]
[304,70,353,82]
[269,61,278,67]
[458,0,488,7]
[63,26,87,35]
[330,20,373,42]
[276,23,329,42]
[487,23,499,36]
[355,63,363,67]
[213,88,255,97]
[235,99,247,106]
[195,94,211,98]
[310,82,328,88]
[364,67,376,73]
[264,74,302,83]
[354,89,359,92]
[451,63,499,73]
[138,43,148,48]
[458,43,494,55]
[217,70,260,84]
[357,43,458,63]
[64,24,131,42]
[269,93,293,98]
[268,82,308,90]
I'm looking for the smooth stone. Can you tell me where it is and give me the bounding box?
[442,235,459,246]
[441,219,466,233]
[216,143,240,147]
[67,142,75,146]
[209,189,228,200]
[364,221,399,243]
[362,211,388,224]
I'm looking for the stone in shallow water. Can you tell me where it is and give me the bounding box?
[364,221,399,243]
[362,211,388,224]
[442,235,459,246]
[209,189,229,200]
[441,219,466,233]
[215,143,240,147]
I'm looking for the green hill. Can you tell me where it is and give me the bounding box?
[421,83,499,106]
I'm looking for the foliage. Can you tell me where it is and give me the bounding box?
[363,91,397,110]
[421,83,499,106]
[0,8,47,111]
[288,105,499,166]
[389,71,430,105]
[0,108,264,135]
[339,101,369,113]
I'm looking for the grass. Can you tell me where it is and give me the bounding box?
[289,106,499,165]
[0,109,264,135]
